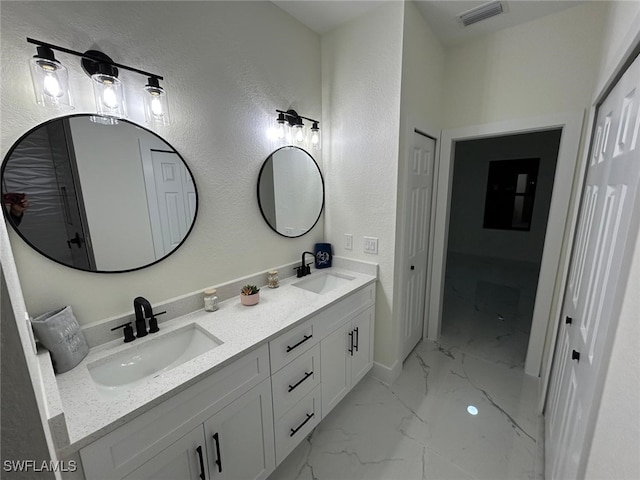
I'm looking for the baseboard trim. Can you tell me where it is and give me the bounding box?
[369,360,402,385]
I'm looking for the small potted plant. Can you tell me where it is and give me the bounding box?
[240,285,260,306]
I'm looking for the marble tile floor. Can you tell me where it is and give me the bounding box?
[269,253,542,480]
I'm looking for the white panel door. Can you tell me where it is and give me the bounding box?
[401,131,435,361]
[546,53,640,480]
[151,150,191,255]
[141,145,196,259]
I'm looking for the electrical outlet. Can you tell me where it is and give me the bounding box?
[364,236,378,254]
[345,233,353,250]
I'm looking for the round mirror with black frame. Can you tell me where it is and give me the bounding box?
[257,146,324,238]
[1,114,198,273]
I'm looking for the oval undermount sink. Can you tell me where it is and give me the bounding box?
[88,323,222,398]
[292,272,355,295]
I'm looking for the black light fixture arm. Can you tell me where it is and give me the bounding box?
[27,37,163,81]
[276,109,319,125]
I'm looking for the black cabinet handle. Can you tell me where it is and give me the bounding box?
[348,330,354,356]
[572,350,580,362]
[288,371,314,393]
[410,265,415,270]
[212,432,222,473]
[196,445,206,480]
[354,327,359,352]
[565,316,573,325]
[290,413,314,437]
[286,334,313,353]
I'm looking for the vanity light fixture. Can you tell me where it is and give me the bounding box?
[271,109,321,150]
[26,38,171,125]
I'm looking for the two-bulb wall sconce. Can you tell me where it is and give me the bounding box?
[269,109,320,150]
[27,37,171,126]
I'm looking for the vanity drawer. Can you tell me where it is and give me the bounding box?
[80,345,269,480]
[274,384,321,464]
[271,344,320,420]
[314,283,376,338]
[269,317,317,373]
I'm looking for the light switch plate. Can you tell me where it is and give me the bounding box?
[345,234,353,250]
[364,236,378,254]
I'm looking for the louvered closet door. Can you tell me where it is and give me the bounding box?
[546,53,640,480]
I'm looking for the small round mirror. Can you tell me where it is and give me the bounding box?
[257,146,324,238]
[1,115,198,273]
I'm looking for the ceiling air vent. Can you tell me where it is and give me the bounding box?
[459,1,504,27]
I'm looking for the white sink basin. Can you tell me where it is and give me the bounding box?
[293,272,355,294]
[88,323,222,397]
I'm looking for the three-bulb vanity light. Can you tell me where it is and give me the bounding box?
[27,38,171,126]
[271,109,321,150]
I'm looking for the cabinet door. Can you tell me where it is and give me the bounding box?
[123,426,207,480]
[204,379,275,480]
[320,322,351,418]
[351,307,374,385]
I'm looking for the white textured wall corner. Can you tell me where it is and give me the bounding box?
[1,1,322,324]
[321,2,404,368]
[442,1,608,130]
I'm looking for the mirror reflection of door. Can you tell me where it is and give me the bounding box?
[1,119,95,270]
[140,142,197,259]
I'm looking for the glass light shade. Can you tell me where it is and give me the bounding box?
[29,57,73,109]
[293,124,306,145]
[91,73,127,118]
[310,125,321,150]
[143,84,171,126]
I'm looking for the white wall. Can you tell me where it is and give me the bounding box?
[584,3,640,479]
[448,130,561,263]
[391,0,445,374]
[442,2,608,130]
[321,1,404,368]
[1,1,322,325]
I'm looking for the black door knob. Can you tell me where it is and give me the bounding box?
[565,316,573,325]
[572,350,580,362]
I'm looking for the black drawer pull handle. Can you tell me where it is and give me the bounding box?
[212,432,222,473]
[196,445,206,480]
[354,327,359,352]
[348,330,354,356]
[572,350,580,362]
[288,371,313,393]
[290,413,314,437]
[565,316,573,325]
[286,334,312,353]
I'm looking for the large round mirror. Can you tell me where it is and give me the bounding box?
[1,115,197,273]
[257,146,324,237]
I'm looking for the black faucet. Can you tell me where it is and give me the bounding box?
[133,297,152,338]
[295,251,315,278]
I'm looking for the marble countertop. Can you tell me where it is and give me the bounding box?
[48,264,376,455]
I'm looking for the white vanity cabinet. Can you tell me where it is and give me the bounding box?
[123,379,274,480]
[77,278,377,480]
[268,282,376,463]
[320,306,374,417]
[80,345,272,480]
